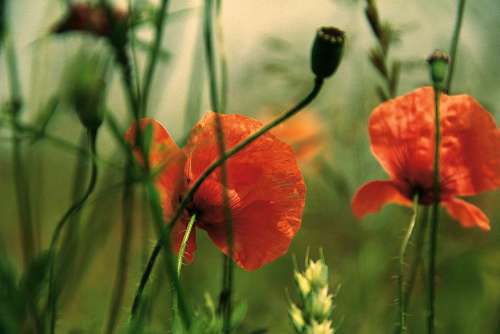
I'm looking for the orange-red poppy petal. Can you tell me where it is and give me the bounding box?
[204,199,303,271]
[125,118,186,224]
[368,87,436,183]
[352,180,412,219]
[440,94,500,196]
[185,112,306,270]
[442,198,490,231]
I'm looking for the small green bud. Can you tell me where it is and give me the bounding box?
[427,49,450,90]
[62,49,112,130]
[289,303,306,332]
[305,320,334,334]
[306,287,333,321]
[311,26,345,79]
[294,271,311,298]
[304,260,328,290]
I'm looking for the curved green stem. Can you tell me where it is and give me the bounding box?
[130,76,324,322]
[48,129,99,334]
[427,87,441,334]
[404,205,430,311]
[445,0,466,94]
[177,214,196,276]
[398,195,419,334]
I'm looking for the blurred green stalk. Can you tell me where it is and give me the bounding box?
[5,32,35,270]
[446,0,466,94]
[203,1,234,332]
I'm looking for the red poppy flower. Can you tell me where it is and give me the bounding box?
[352,87,500,231]
[126,112,306,270]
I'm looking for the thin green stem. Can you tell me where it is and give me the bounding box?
[142,0,171,116]
[445,0,466,94]
[203,0,234,331]
[404,205,430,311]
[176,214,196,276]
[105,164,135,334]
[130,76,324,323]
[427,87,441,334]
[398,195,419,334]
[48,129,99,334]
[5,32,35,270]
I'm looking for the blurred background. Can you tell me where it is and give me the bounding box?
[1,0,500,333]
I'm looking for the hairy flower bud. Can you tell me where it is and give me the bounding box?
[305,320,334,334]
[311,27,345,79]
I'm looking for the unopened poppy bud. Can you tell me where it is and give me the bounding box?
[62,50,111,130]
[427,50,449,90]
[311,26,345,79]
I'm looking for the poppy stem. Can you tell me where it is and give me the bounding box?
[445,0,466,94]
[427,86,442,334]
[130,76,324,324]
[5,31,35,271]
[142,0,171,116]
[177,214,197,276]
[397,195,419,334]
[47,128,99,334]
[203,1,234,331]
[403,205,430,311]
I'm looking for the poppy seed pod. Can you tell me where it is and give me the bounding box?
[427,50,450,90]
[311,26,345,79]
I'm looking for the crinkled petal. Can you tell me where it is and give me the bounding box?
[442,198,490,231]
[204,199,303,270]
[368,87,436,185]
[185,112,306,270]
[440,94,500,196]
[352,180,411,219]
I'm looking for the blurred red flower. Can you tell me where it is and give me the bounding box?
[259,108,326,164]
[352,87,500,231]
[126,112,306,270]
[53,3,127,38]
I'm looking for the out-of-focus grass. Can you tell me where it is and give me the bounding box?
[1,0,500,333]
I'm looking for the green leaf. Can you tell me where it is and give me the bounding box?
[19,250,50,302]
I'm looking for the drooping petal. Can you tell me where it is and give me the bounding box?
[185,112,306,270]
[204,199,303,270]
[171,217,197,263]
[442,198,490,231]
[351,180,411,219]
[125,118,186,228]
[440,94,500,197]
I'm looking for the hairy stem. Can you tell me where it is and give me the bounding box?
[398,195,419,334]
[427,87,441,334]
